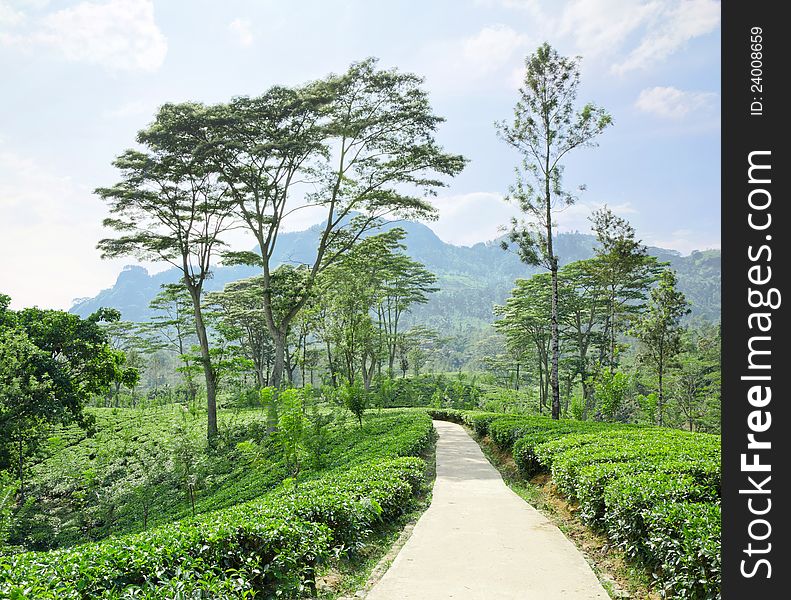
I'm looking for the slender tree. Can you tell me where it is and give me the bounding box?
[589,206,661,369]
[96,103,236,440]
[374,230,438,376]
[494,274,553,414]
[558,259,606,416]
[145,283,199,401]
[632,269,690,426]
[496,43,612,419]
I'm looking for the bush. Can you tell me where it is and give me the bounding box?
[465,412,505,437]
[340,380,369,426]
[603,472,717,563]
[425,408,465,424]
[643,501,721,599]
[0,446,430,599]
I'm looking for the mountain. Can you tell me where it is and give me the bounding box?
[69,220,721,326]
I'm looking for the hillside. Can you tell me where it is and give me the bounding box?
[70,220,721,325]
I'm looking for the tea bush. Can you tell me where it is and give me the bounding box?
[1,409,435,598]
[429,409,721,599]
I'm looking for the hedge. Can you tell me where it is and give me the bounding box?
[1,411,435,599]
[429,408,721,599]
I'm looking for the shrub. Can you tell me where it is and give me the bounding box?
[643,501,721,599]
[0,445,430,599]
[425,408,465,424]
[340,381,369,426]
[603,472,717,563]
[465,412,505,437]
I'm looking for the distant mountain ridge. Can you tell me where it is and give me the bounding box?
[70,220,721,325]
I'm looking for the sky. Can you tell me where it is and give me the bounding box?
[0,0,721,310]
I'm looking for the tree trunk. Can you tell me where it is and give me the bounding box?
[188,288,217,440]
[549,263,561,419]
[301,335,307,387]
[325,340,337,387]
[270,329,287,388]
[18,437,25,501]
[658,358,664,427]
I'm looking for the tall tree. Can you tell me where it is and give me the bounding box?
[632,269,690,426]
[494,274,553,414]
[589,206,661,369]
[0,296,129,495]
[374,230,438,376]
[96,103,236,440]
[208,59,465,387]
[496,43,612,419]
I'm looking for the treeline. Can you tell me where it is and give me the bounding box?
[492,208,720,432]
[99,227,447,405]
[95,58,465,440]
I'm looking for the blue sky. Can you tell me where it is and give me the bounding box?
[0,0,720,309]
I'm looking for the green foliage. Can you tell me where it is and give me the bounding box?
[642,501,721,599]
[569,395,585,421]
[431,408,720,598]
[0,297,132,491]
[371,374,484,410]
[592,370,633,421]
[7,406,432,551]
[277,389,309,482]
[0,410,433,597]
[636,392,658,425]
[340,380,369,427]
[603,473,717,564]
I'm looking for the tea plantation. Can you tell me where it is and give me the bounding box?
[0,407,435,598]
[429,409,721,599]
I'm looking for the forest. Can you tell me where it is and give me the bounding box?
[0,44,720,599]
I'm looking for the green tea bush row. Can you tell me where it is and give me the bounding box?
[642,501,721,599]
[603,473,718,564]
[429,409,721,599]
[2,412,434,599]
[1,457,426,599]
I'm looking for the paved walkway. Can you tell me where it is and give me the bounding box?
[365,420,609,600]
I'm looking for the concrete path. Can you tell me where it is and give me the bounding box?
[365,420,609,600]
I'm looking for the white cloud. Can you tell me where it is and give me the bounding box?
[485,0,720,75]
[0,148,156,310]
[423,192,515,246]
[612,0,720,74]
[644,229,720,254]
[635,86,717,119]
[419,25,531,92]
[1,0,167,72]
[0,2,25,26]
[557,0,662,58]
[228,17,254,47]
[461,24,529,72]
